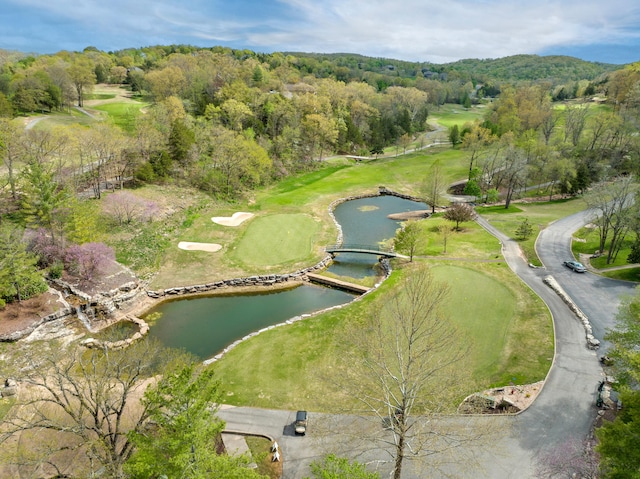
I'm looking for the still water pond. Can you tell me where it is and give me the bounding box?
[147,285,354,359]
[327,195,427,278]
[147,194,426,359]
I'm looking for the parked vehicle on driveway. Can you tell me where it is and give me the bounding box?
[563,260,586,273]
[294,410,307,435]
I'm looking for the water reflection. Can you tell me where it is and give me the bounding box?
[147,194,427,359]
[327,195,427,278]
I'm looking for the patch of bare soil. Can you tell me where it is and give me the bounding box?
[0,291,61,337]
[387,210,430,220]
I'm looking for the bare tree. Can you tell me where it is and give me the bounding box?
[540,109,560,145]
[438,223,453,253]
[103,191,159,225]
[422,160,447,214]
[495,146,528,209]
[0,118,25,201]
[339,267,492,478]
[75,124,125,199]
[584,175,635,263]
[0,339,171,478]
[564,103,589,147]
[535,436,599,479]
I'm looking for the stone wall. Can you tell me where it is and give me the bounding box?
[146,258,334,298]
[51,278,147,320]
[81,315,150,350]
[0,307,75,342]
[543,275,600,349]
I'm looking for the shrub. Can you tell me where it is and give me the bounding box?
[103,191,160,225]
[29,228,65,267]
[48,262,64,279]
[64,243,115,282]
[515,218,534,241]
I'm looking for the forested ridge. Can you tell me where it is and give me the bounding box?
[0,43,639,302]
[284,51,618,83]
[2,42,640,477]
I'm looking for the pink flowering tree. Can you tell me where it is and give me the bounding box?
[64,242,115,282]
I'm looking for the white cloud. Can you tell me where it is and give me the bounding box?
[3,0,640,61]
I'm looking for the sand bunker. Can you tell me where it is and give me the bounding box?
[178,242,222,252]
[212,212,254,226]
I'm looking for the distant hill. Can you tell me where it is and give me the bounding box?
[283,51,619,85]
[435,54,618,83]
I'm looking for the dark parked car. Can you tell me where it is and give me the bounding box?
[563,260,586,273]
[294,410,307,435]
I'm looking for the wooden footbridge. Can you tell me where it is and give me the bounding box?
[325,243,398,258]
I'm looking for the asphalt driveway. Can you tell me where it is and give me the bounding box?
[219,209,636,478]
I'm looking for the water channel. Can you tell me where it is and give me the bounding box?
[147,194,427,360]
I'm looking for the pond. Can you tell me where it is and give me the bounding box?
[146,284,354,359]
[327,194,427,278]
[147,194,427,360]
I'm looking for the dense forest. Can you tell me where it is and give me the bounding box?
[2,44,640,477]
[1,43,640,305]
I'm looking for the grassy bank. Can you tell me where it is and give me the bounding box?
[477,198,587,265]
[147,147,470,289]
[212,261,553,412]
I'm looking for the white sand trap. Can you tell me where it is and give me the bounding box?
[212,212,254,226]
[178,241,222,252]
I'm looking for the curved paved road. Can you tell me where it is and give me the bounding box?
[219,210,636,478]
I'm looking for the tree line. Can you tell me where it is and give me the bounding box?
[0,46,639,307]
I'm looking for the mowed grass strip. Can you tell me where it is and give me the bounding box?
[477,198,587,265]
[91,102,147,132]
[212,262,553,412]
[413,216,503,259]
[428,103,487,129]
[231,214,320,267]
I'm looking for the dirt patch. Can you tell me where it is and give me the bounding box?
[483,381,544,411]
[0,291,62,337]
[461,381,545,414]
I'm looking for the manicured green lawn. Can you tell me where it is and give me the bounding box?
[91,102,147,132]
[413,216,503,259]
[477,198,587,265]
[602,268,640,281]
[212,262,553,412]
[231,214,320,268]
[429,103,488,129]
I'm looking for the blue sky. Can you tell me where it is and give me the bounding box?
[1,0,639,64]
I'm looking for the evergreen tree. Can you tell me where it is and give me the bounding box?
[0,224,47,302]
[463,179,481,199]
[449,124,460,146]
[168,119,195,167]
[126,361,264,479]
[20,160,68,244]
[515,218,534,241]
